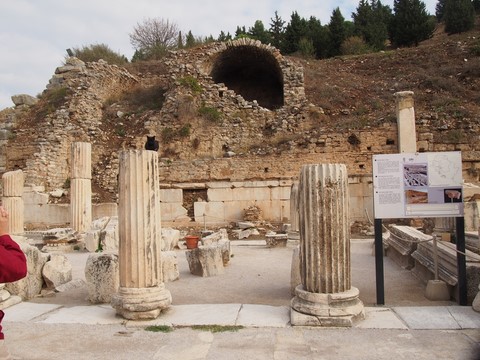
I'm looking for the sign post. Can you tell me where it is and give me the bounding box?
[372,151,466,305]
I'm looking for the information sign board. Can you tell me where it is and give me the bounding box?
[373,152,463,219]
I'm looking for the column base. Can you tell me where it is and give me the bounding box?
[291,285,364,327]
[111,284,172,320]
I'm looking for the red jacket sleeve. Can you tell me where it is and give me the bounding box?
[0,234,27,283]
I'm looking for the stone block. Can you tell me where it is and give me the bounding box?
[270,186,291,200]
[22,191,49,205]
[5,244,48,300]
[386,225,431,269]
[42,254,72,289]
[412,240,480,304]
[266,233,288,247]
[207,188,233,201]
[185,245,225,277]
[160,188,183,203]
[162,251,179,282]
[206,181,233,189]
[85,253,119,304]
[194,201,225,224]
[232,187,271,201]
[161,203,188,222]
[162,228,180,251]
[92,203,117,218]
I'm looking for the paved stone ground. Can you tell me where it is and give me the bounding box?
[3,239,480,359]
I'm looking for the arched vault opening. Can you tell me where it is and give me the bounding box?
[210,45,284,110]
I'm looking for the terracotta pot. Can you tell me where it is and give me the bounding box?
[185,235,200,249]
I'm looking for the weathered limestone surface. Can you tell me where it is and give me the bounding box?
[85,253,119,304]
[5,243,48,300]
[386,225,433,270]
[70,142,92,233]
[289,182,299,233]
[162,251,179,282]
[162,228,181,251]
[111,150,171,320]
[473,285,480,312]
[2,170,24,234]
[291,164,364,327]
[42,254,72,289]
[396,91,416,153]
[186,246,225,277]
[412,240,480,304]
[291,246,301,296]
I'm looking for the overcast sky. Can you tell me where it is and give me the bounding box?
[0,0,438,110]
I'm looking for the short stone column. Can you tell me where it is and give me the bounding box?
[395,91,417,153]
[111,150,171,320]
[291,164,364,327]
[2,170,24,234]
[70,142,92,232]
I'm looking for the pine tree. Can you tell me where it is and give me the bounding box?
[248,20,272,44]
[474,0,480,13]
[269,11,286,50]
[444,0,476,34]
[185,31,196,48]
[328,7,347,56]
[177,31,184,49]
[305,16,328,58]
[217,31,232,42]
[235,26,247,38]
[436,0,447,19]
[282,11,308,54]
[389,0,435,47]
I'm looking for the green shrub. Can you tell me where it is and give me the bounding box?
[145,325,173,333]
[127,85,166,111]
[341,36,371,55]
[178,124,191,137]
[161,127,175,143]
[179,76,202,94]
[199,105,221,123]
[191,325,243,333]
[69,43,128,65]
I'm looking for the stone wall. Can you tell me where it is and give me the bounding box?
[1,39,479,229]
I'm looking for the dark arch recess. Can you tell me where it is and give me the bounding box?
[210,45,284,110]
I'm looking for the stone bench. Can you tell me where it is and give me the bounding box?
[411,240,480,304]
[386,225,433,269]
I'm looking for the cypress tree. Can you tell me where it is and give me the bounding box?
[283,11,308,54]
[444,0,476,34]
[328,7,347,56]
[269,11,286,50]
[390,0,435,47]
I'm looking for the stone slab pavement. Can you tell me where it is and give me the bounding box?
[3,302,480,359]
[2,239,480,359]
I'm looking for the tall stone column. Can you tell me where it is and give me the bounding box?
[111,150,171,320]
[395,91,417,153]
[70,142,92,232]
[288,181,300,239]
[2,170,24,234]
[291,164,364,327]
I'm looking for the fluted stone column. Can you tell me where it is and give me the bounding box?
[395,91,417,153]
[2,170,24,234]
[111,150,171,320]
[70,142,92,232]
[291,164,364,327]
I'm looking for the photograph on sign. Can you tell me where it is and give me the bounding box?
[372,151,463,219]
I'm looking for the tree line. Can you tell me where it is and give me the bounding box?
[71,0,480,64]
